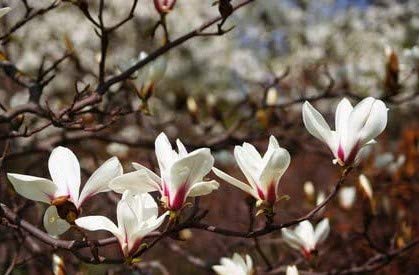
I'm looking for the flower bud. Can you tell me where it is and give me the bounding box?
[384,45,400,96]
[153,0,177,14]
[303,181,315,201]
[265,87,278,107]
[52,254,66,275]
[358,174,373,200]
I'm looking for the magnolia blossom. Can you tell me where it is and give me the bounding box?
[76,192,168,257]
[7,147,122,235]
[212,253,254,275]
[302,97,388,166]
[286,265,299,275]
[212,136,290,205]
[0,7,11,18]
[339,186,356,210]
[110,132,218,211]
[153,0,177,14]
[282,219,330,257]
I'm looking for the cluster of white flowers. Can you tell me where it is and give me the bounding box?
[7,97,388,261]
[3,1,418,107]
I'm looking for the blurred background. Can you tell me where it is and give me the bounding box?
[0,0,418,274]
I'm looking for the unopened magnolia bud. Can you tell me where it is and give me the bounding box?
[137,51,168,100]
[153,0,177,14]
[187,96,198,114]
[206,94,217,107]
[187,96,199,123]
[218,0,233,19]
[303,181,315,200]
[338,186,356,210]
[0,7,11,18]
[52,254,66,275]
[178,229,193,240]
[358,174,373,200]
[384,45,400,96]
[265,87,278,107]
[11,114,24,131]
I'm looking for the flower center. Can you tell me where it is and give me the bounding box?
[52,196,79,224]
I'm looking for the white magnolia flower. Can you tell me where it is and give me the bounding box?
[212,136,290,205]
[286,265,299,275]
[281,219,330,257]
[0,7,11,18]
[302,97,388,166]
[212,253,254,275]
[339,186,356,210]
[7,147,122,236]
[76,192,168,258]
[110,132,218,211]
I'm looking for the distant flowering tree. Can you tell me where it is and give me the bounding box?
[0,1,417,274]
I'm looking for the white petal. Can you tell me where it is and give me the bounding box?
[117,195,139,241]
[109,170,160,194]
[7,173,56,203]
[132,162,161,183]
[346,98,387,153]
[357,99,388,144]
[314,218,330,245]
[155,132,178,173]
[43,206,71,236]
[48,147,81,202]
[126,192,159,222]
[176,139,188,156]
[212,167,257,198]
[295,221,316,250]
[302,101,333,146]
[212,265,232,275]
[234,146,258,188]
[187,180,219,197]
[131,211,168,243]
[0,7,11,18]
[242,142,262,163]
[262,135,281,164]
[286,265,299,275]
[335,98,353,133]
[232,253,248,272]
[169,148,214,191]
[245,254,253,272]
[75,215,121,238]
[77,157,123,207]
[281,228,305,251]
[259,147,291,190]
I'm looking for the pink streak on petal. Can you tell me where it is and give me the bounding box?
[256,186,265,201]
[337,144,345,162]
[169,183,187,211]
[266,183,277,205]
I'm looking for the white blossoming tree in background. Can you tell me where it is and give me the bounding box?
[0,0,418,274]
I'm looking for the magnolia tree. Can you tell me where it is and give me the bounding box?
[0,0,418,274]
